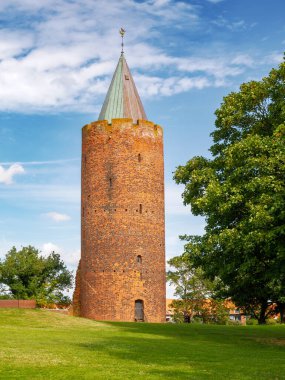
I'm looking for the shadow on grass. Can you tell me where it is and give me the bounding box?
[105,321,285,344]
[77,322,285,379]
[78,333,210,379]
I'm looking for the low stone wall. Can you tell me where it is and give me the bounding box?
[0,300,36,309]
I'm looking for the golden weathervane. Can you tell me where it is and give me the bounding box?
[120,27,126,54]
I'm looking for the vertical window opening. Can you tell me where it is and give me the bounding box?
[109,177,112,187]
[138,153,141,162]
[137,255,142,264]
[139,204,142,214]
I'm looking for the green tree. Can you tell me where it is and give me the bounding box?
[167,255,209,322]
[167,255,228,323]
[0,246,73,306]
[174,58,285,324]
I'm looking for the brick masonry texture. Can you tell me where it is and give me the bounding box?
[0,300,36,308]
[73,118,166,322]
[72,259,81,316]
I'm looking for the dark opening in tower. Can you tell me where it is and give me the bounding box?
[135,299,144,321]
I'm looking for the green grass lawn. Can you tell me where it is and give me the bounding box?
[0,309,285,379]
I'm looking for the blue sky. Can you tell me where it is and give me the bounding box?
[0,0,284,297]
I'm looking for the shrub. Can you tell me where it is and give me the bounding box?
[246,318,258,325]
[265,318,278,325]
[227,320,242,326]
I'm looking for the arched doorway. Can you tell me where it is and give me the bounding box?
[135,299,144,321]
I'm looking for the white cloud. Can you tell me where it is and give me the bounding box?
[42,242,60,256]
[264,52,283,64]
[0,164,25,185]
[44,212,71,222]
[0,184,80,203]
[231,54,254,67]
[137,74,211,97]
[212,16,246,31]
[0,158,79,166]
[0,30,34,60]
[0,0,59,12]
[207,0,224,3]
[0,0,267,113]
[173,56,244,78]
[42,242,80,266]
[134,0,198,22]
[165,184,190,215]
[67,249,80,268]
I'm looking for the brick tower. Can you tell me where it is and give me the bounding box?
[73,44,166,322]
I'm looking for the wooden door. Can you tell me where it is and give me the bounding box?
[135,300,144,321]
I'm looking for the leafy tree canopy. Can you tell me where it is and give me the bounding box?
[167,255,228,324]
[174,57,285,324]
[0,246,73,306]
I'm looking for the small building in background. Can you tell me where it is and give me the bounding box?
[166,298,248,324]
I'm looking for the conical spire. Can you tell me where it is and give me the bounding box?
[98,54,147,123]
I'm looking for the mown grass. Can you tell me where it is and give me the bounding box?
[0,309,285,379]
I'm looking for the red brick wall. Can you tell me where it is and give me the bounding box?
[0,300,36,308]
[74,118,166,322]
[73,259,81,316]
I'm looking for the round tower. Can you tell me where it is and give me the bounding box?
[73,50,166,323]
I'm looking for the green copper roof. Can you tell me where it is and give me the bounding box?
[98,54,147,123]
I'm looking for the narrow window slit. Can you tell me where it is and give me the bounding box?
[139,204,142,214]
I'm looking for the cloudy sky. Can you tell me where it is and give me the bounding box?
[0,0,284,297]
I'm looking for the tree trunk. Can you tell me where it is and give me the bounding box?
[277,302,285,324]
[258,301,268,325]
[184,313,190,323]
